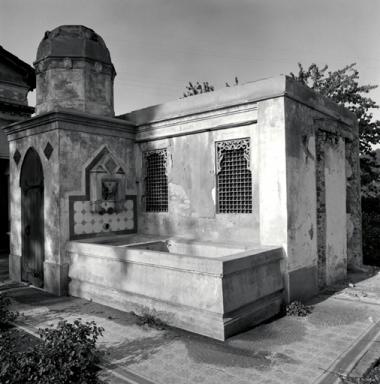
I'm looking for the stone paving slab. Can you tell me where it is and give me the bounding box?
[1,252,380,384]
[3,284,380,384]
[350,338,380,378]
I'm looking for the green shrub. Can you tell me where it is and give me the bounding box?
[0,319,104,384]
[0,294,18,329]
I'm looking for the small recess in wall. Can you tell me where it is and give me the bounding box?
[44,142,53,160]
[13,149,21,165]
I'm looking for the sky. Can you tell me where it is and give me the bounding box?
[1,0,379,118]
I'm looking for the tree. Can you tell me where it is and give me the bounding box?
[182,77,239,98]
[290,63,380,199]
[291,63,380,266]
[182,81,214,98]
[290,63,380,155]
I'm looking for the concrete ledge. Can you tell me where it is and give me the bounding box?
[3,108,136,141]
[69,278,226,340]
[224,291,284,339]
[67,242,224,275]
[68,239,285,340]
[69,278,284,341]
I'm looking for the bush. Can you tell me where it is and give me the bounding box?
[0,294,18,329]
[285,301,313,317]
[0,319,104,384]
[133,311,167,330]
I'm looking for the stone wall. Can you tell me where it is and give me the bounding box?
[345,136,362,269]
[136,122,260,243]
[7,128,60,292]
[257,98,287,249]
[284,98,319,300]
[59,126,137,262]
[35,61,114,116]
[5,110,136,295]
[324,134,347,285]
[124,75,361,301]
[5,75,361,299]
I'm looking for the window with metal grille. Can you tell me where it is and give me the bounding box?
[144,149,168,212]
[216,138,252,213]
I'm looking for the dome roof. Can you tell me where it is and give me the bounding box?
[36,25,113,65]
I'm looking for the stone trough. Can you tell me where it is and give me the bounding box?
[67,235,285,340]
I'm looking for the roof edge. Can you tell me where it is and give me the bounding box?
[0,45,36,90]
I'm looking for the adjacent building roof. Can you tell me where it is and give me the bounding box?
[0,45,36,90]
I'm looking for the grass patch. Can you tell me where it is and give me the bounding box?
[132,311,167,330]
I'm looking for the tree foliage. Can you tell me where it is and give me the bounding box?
[182,81,214,98]
[182,77,239,98]
[290,63,380,155]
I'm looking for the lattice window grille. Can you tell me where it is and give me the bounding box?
[144,149,168,212]
[216,138,252,214]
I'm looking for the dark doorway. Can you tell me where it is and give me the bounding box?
[20,148,44,287]
[0,159,9,253]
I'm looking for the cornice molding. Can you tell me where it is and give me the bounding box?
[3,109,136,141]
[135,108,257,142]
[138,103,258,132]
[0,100,34,116]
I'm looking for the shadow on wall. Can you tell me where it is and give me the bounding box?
[362,197,380,266]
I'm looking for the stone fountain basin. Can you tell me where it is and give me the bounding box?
[67,235,285,340]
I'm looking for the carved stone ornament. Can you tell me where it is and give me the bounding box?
[216,138,250,174]
[63,57,72,69]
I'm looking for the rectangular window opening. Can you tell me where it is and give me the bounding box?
[216,138,252,214]
[144,149,168,212]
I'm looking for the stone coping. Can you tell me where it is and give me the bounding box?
[67,235,283,277]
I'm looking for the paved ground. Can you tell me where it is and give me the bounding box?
[1,253,380,384]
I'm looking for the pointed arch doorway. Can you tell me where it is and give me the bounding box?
[20,148,44,287]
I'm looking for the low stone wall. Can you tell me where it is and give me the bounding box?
[67,238,285,340]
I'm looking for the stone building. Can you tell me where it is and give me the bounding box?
[3,25,362,340]
[0,46,35,252]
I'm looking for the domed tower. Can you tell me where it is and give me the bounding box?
[34,25,116,116]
